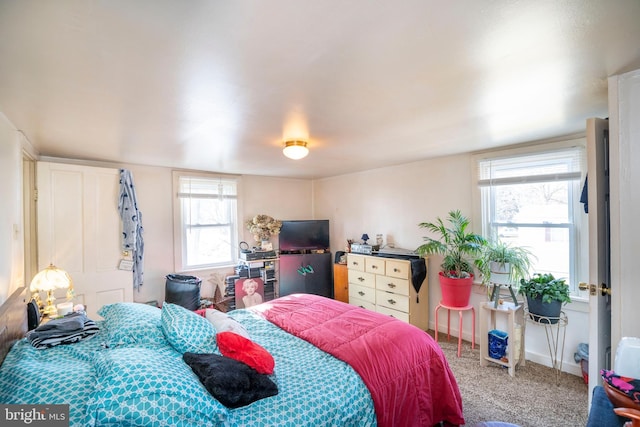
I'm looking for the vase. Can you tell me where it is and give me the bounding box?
[261,240,271,251]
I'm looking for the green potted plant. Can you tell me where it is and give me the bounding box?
[518,273,571,324]
[416,210,486,307]
[475,239,534,286]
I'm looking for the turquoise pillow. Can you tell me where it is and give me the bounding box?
[97,302,165,346]
[161,302,218,354]
[86,346,227,426]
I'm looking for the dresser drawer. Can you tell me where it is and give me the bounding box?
[376,305,410,323]
[350,296,377,312]
[348,269,375,288]
[365,257,385,275]
[347,254,366,272]
[385,259,410,279]
[349,283,376,304]
[376,275,410,296]
[376,290,409,313]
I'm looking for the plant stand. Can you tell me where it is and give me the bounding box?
[480,301,525,376]
[434,302,475,357]
[489,282,519,308]
[524,308,568,385]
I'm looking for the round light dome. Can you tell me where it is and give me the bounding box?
[282,140,309,160]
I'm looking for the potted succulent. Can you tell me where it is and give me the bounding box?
[416,210,486,307]
[518,273,571,324]
[475,239,534,286]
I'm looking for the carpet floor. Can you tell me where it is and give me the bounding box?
[432,331,589,427]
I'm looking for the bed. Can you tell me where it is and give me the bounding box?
[0,290,464,427]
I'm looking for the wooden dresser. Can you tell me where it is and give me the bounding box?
[346,253,428,330]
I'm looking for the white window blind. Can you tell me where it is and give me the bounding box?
[477,148,584,187]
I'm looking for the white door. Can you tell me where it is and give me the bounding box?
[585,118,612,401]
[37,162,132,319]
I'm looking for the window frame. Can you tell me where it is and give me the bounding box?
[172,171,241,272]
[472,139,589,299]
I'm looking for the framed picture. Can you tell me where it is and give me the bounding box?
[235,277,265,309]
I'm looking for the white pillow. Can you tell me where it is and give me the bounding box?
[205,309,250,339]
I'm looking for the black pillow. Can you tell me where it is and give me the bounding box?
[183,352,278,408]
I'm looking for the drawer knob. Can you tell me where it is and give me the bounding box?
[372,265,378,269]
[387,299,396,305]
[393,268,400,273]
[387,283,396,288]
[358,276,365,282]
[358,291,365,296]
[352,261,359,266]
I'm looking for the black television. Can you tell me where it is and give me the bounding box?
[279,220,330,253]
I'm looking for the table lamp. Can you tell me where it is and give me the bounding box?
[361,234,370,244]
[30,264,73,317]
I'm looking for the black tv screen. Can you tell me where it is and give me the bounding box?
[279,220,330,252]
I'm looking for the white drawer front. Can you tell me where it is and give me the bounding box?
[350,296,377,312]
[347,254,366,272]
[348,269,375,288]
[349,283,376,304]
[376,275,410,296]
[376,305,410,323]
[365,257,386,275]
[376,290,409,313]
[385,259,410,279]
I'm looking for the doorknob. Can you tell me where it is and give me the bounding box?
[579,282,611,296]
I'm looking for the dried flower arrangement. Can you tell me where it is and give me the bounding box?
[246,214,282,242]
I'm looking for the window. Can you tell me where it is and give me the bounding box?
[173,172,239,271]
[474,141,587,296]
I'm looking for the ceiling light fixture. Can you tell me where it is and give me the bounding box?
[282,140,309,160]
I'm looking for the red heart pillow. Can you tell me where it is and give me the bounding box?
[216,331,275,375]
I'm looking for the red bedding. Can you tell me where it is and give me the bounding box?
[253,293,464,427]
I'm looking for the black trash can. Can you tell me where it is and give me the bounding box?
[165,274,202,310]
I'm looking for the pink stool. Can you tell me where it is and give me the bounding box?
[435,302,475,357]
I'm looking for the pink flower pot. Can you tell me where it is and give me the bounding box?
[439,272,474,307]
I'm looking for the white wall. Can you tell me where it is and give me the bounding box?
[0,114,25,305]
[314,152,588,376]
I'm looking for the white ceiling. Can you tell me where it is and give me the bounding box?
[1,1,639,179]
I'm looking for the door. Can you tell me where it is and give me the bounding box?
[585,118,612,401]
[37,162,132,319]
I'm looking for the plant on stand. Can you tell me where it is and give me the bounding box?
[475,238,535,305]
[416,210,486,307]
[246,214,282,250]
[518,273,571,324]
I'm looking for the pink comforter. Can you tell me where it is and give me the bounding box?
[253,293,465,427]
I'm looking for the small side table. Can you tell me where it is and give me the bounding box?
[480,301,525,376]
[434,302,475,357]
[524,308,568,384]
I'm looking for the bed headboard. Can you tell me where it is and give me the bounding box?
[0,286,28,365]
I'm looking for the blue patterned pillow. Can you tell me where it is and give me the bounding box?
[97,302,165,346]
[161,302,218,353]
[86,347,227,426]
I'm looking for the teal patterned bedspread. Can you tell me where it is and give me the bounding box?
[0,308,376,427]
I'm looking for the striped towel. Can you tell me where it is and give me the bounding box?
[27,313,99,349]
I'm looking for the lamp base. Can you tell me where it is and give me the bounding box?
[42,291,58,317]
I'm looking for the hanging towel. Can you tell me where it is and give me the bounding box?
[580,175,589,213]
[118,169,144,291]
